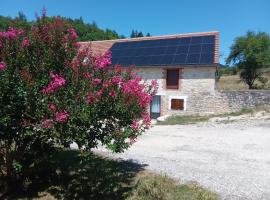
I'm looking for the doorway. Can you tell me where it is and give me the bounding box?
[150,95,161,119]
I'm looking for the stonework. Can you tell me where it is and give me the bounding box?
[134,67,270,116]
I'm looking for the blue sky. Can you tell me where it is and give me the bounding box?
[0,0,269,64]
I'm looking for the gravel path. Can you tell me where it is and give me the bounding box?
[96,119,270,200]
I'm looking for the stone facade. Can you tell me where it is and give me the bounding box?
[135,66,217,116]
[135,67,270,117]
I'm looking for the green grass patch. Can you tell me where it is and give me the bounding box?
[127,173,219,200]
[158,115,210,125]
[158,108,254,125]
[0,150,219,200]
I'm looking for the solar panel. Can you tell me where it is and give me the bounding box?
[186,54,200,64]
[173,54,187,64]
[110,34,216,66]
[189,44,202,54]
[191,36,203,44]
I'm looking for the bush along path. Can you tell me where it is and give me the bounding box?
[0,10,157,195]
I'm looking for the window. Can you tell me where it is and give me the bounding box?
[166,69,179,89]
[171,99,184,110]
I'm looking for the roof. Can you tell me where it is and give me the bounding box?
[79,31,219,67]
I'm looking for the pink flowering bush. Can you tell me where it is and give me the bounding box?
[0,11,157,191]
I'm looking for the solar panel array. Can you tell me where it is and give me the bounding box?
[110,35,216,66]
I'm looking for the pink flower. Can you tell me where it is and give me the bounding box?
[86,92,94,104]
[74,42,80,48]
[48,104,57,112]
[21,119,32,127]
[102,80,111,88]
[83,72,92,79]
[41,72,66,94]
[21,37,30,48]
[41,118,53,129]
[121,76,153,109]
[0,62,7,71]
[67,28,78,40]
[0,27,24,40]
[112,76,122,85]
[55,110,69,123]
[95,90,103,101]
[151,79,158,87]
[141,112,151,129]
[131,120,140,131]
[94,51,111,70]
[93,78,101,85]
[62,35,68,43]
[109,91,117,98]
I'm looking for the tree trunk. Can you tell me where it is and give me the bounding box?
[2,144,21,194]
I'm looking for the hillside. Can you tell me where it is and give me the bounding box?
[217,69,270,90]
[0,13,124,41]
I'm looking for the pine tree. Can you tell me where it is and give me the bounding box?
[130,30,136,38]
[137,32,144,37]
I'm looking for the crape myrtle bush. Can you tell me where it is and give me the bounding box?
[0,10,157,190]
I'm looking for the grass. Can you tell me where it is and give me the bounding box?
[158,108,254,125]
[217,70,270,91]
[0,150,219,200]
[127,173,219,200]
[158,115,210,125]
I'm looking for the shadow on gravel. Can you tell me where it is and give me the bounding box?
[1,150,146,200]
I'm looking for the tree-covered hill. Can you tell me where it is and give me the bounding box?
[0,12,125,41]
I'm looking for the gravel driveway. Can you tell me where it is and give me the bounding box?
[97,119,270,200]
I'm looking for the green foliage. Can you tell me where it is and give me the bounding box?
[0,12,123,41]
[218,64,238,76]
[226,31,270,89]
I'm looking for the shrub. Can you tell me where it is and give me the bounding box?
[0,11,157,193]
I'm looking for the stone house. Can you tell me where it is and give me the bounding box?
[80,31,220,118]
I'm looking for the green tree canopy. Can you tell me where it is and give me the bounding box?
[0,12,123,41]
[226,31,270,89]
[130,30,150,38]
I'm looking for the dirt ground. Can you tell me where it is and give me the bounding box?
[97,117,270,200]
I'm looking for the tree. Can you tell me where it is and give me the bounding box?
[130,30,136,38]
[146,32,151,37]
[0,14,122,41]
[137,31,144,37]
[130,30,145,38]
[15,11,27,22]
[226,31,270,89]
[0,11,157,193]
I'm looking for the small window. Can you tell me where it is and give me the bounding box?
[171,99,184,110]
[166,69,179,89]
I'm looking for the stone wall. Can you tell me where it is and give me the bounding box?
[214,90,270,114]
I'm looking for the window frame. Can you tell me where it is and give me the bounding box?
[166,68,179,89]
[170,99,184,110]
[168,96,188,111]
